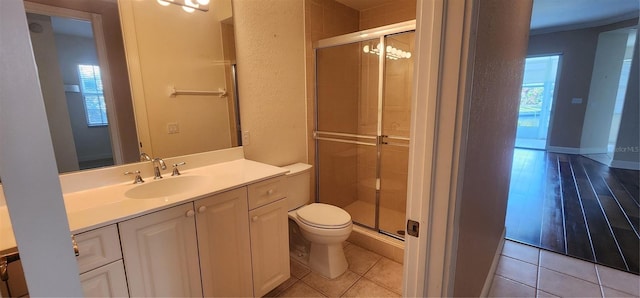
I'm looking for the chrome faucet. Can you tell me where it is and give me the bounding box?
[140,152,152,162]
[152,158,167,179]
[140,152,166,179]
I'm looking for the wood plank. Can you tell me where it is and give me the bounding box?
[559,159,594,261]
[571,156,627,271]
[603,173,640,235]
[611,168,639,205]
[539,153,565,253]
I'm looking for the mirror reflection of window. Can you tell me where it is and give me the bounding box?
[78,64,108,127]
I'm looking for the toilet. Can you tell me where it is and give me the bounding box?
[283,163,353,279]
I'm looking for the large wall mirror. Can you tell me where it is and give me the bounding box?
[24,0,240,174]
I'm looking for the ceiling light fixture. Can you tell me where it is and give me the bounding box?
[156,0,209,12]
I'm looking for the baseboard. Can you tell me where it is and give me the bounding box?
[579,147,608,155]
[610,160,640,170]
[547,146,580,154]
[480,228,506,297]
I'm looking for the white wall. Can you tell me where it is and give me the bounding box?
[580,29,629,153]
[612,31,640,168]
[27,13,80,172]
[233,0,308,166]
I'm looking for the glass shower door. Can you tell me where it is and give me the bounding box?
[316,39,380,229]
[379,31,415,238]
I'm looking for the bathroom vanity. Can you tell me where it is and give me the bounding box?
[0,148,291,297]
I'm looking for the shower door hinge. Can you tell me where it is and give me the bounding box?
[406,219,419,237]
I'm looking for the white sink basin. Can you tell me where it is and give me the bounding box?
[125,175,210,199]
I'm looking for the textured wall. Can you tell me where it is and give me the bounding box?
[234,0,307,166]
[453,0,533,296]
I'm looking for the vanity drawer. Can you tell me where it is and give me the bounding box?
[248,177,286,210]
[75,225,122,274]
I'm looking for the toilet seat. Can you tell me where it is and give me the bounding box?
[296,203,351,229]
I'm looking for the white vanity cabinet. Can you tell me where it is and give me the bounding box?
[117,176,290,297]
[75,224,129,297]
[118,203,203,297]
[194,188,254,297]
[247,178,290,297]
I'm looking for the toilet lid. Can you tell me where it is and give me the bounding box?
[297,203,351,229]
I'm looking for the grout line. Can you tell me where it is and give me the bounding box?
[339,275,362,297]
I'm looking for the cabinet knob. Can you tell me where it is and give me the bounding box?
[267,189,274,195]
[186,210,195,217]
[252,216,259,222]
[198,206,207,213]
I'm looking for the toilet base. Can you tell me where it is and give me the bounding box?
[308,242,348,279]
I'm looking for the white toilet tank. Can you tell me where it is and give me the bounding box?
[282,163,313,211]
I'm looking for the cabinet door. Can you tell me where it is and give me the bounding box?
[80,260,129,297]
[249,198,290,297]
[119,203,202,297]
[195,188,253,297]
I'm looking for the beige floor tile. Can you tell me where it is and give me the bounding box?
[342,277,400,297]
[291,259,311,279]
[496,255,538,287]
[265,276,298,297]
[596,265,640,296]
[602,286,637,297]
[538,250,598,283]
[301,270,360,297]
[278,281,327,297]
[344,244,382,275]
[488,276,536,297]
[536,289,559,297]
[538,267,601,297]
[502,240,540,265]
[364,258,403,294]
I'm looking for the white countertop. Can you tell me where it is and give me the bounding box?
[0,158,288,254]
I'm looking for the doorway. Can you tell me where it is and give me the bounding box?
[515,55,560,150]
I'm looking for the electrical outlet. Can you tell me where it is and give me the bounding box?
[242,131,250,146]
[167,122,179,134]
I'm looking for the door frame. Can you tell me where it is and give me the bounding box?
[24,1,125,165]
[403,0,477,296]
[515,53,563,150]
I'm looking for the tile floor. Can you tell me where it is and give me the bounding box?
[489,240,640,297]
[266,242,403,297]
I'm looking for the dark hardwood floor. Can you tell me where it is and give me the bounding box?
[505,148,639,274]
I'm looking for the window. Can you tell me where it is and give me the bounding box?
[78,64,108,126]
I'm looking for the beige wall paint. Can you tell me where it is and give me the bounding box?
[234,0,307,166]
[122,0,232,158]
[453,0,532,296]
[528,19,638,150]
[613,33,639,165]
[359,0,416,30]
